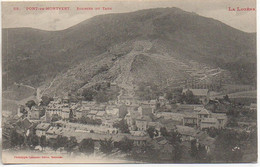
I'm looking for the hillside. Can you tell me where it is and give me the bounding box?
[2,7,256,96]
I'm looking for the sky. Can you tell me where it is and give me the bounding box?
[1,0,256,32]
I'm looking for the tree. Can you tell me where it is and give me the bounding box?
[106,82,111,88]
[182,90,200,104]
[167,131,182,144]
[40,136,47,150]
[143,143,159,161]
[48,138,59,151]
[39,109,46,118]
[27,133,39,148]
[95,91,109,103]
[207,127,220,138]
[165,131,182,161]
[10,129,24,147]
[117,137,133,153]
[40,96,53,106]
[190,140,208,161]
[82,89,96,101]
[156,102,160,109]
[226,105,240,117]
[165,92,173,101]
[136,82,161,100]
[57,135,68,148]
[99,138,114,154]
[25,100,36,109]
[226,117,238,127]
[51,114,60,122]
[79,116,87,124]
[160,127,168,137]
[174,88,184,103]
[113,120,130,133]
[65,136,78,154]
[223,95,231,103]
[147,127,158,139]
[132,142,159,162]
[79,138,94,155]
[190,139,198,158]
[69,109,74,121]
[197,144,207,161]
[85,117,102,125]
[19,106,27,115]
[214,129,243,162]
[172,141,182,161]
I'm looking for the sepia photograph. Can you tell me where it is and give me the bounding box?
[1,0,257,164]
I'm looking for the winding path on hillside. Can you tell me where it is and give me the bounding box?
[37,77,57,100]
[116,40,153,98]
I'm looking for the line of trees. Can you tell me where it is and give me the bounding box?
[77,116,102,125]
[189,127,257,163]
[113,120,130,133]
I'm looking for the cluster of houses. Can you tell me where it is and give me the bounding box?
[15,88,234,158]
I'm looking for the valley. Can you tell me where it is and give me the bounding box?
[1,6,257,164]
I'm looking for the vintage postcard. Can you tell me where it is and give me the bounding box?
[1,0,257,164]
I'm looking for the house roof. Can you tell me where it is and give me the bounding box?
[201,118,218,123]
[129,110,141,118]
[89,110,98,115]
[25,107,31,112]
[62,108,70,112]
[250,103,257,109]
[96,111,105,117]
[63,96,70,100]
[154,136,168,145]
[81,101,96,107]
[79,106,91,111]
[92,105,106,111]
[195,131,208,140]
[198,136,215,146]
[182,89,209,96]
[13,115,22,121]
[156,112,185,121]
[16,118,32,130]
[140,104,152,109]
[136,115,152,122]
[47,103,65,110]
[119,95,135,100]
[211,113,227,120]
[70,104,80,110]
[158,96,165,100]
[178,104,204,111]
[183,112,198,119]
[176,125,197,136]
[35,123,51,130]
[194,106,204,111]
[130,131,146,136]
[140,100,150,105]
[158,119,179,131]
[31,106,41,111]
[150,100,157,104]
[198,108,210,115]
[106,105,118,110]
[148,122,163,128]
[127,106,138,112]
[159,118,174,124]
[46,126,63,135]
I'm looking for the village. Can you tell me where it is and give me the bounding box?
[3,85,257,162]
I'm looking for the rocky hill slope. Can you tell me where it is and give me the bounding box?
[2,7,256,96]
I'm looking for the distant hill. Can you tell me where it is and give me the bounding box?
[2,7,256,95]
